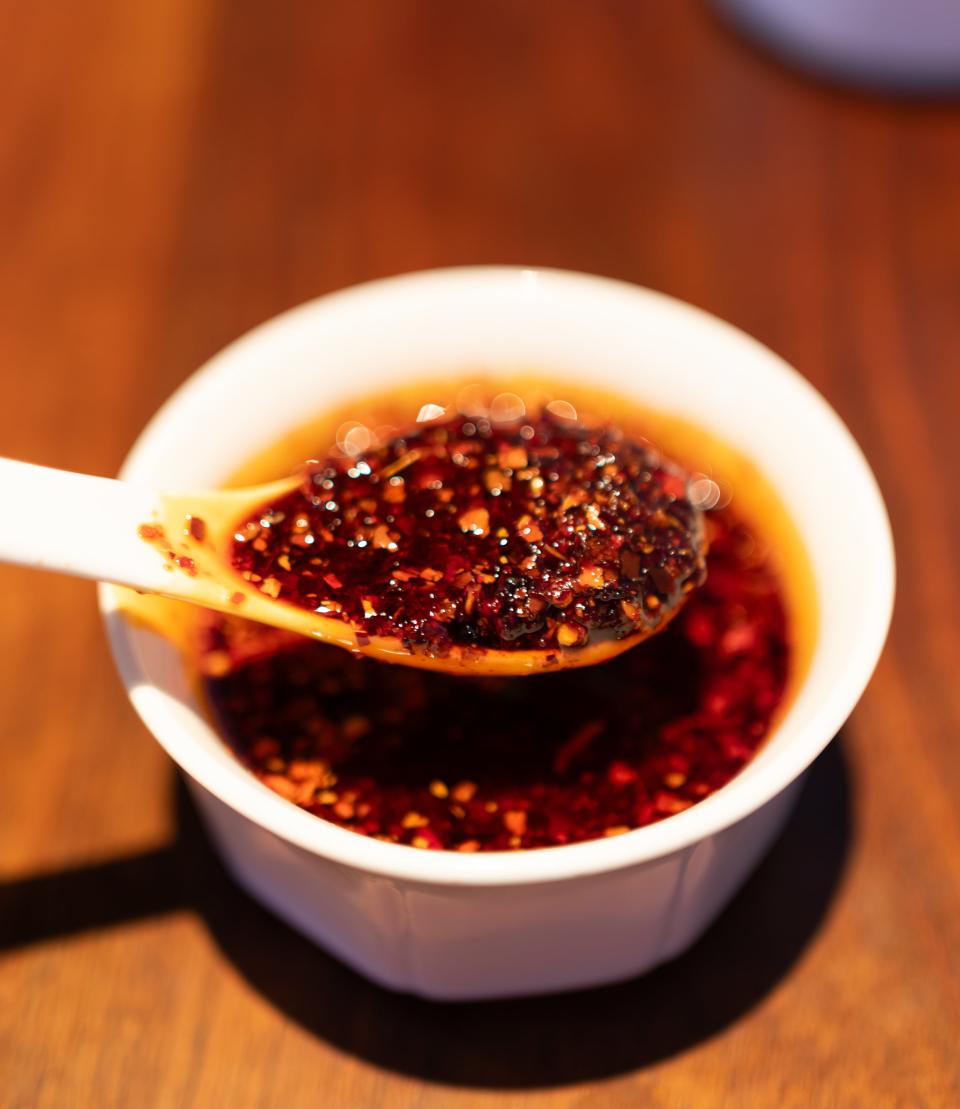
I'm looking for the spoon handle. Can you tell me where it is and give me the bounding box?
[0,458,179,594]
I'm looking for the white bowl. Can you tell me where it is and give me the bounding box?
[100,267,894,1000]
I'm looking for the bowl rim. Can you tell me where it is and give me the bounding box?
[100,265,895,887]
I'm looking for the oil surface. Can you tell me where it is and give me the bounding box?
[156,378,818,852]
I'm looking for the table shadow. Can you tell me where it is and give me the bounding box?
[0,736,851,1089]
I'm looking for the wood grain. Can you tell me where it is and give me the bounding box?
[1,1,958,1105]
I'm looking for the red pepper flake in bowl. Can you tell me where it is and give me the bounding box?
[201,506,788,852]
[229,409,706,656]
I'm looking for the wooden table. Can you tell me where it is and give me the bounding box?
[2,2,958,1105]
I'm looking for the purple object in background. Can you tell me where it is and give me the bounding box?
[715,0,960,90]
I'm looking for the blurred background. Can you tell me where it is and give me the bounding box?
[1,2,958,1106]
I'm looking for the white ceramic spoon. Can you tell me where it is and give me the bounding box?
[0,457,691,676]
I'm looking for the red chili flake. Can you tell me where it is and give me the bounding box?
[202,496,789,852]
[138,523,164,542]
[503,810,528,836]
[658,471,687,500]
[410,828,443,850]
[262,774,299,801]
[187,515,207,542]
[451,780,477,803]
[608,760,638,786]
[720,623,757,655]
